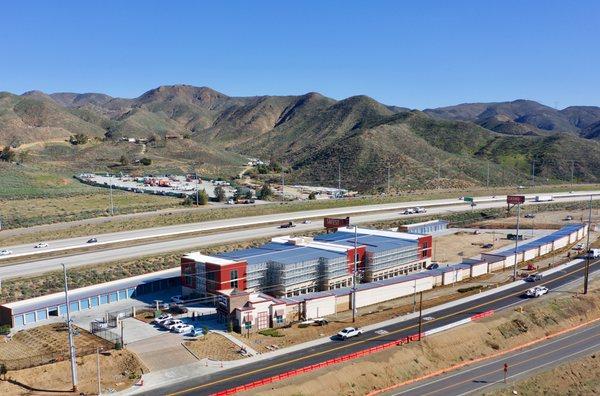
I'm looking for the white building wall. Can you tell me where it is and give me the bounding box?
[355,277,432,308]
[305,296,336,319]
[470,263,488,277]
[554,236,569,249]
[523,248,538,261]
[539,243,552,255]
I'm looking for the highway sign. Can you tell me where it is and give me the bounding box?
[507,195,525,204]
[463,196,474,203]
[324,216,350,228]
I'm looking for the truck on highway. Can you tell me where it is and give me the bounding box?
[279,221,296,229]
[534,195,554,202]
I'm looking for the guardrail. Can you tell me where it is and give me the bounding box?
[210,310,495,396]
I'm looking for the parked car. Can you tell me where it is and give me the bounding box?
[169,304,189,314]
[34,242,48,248]
[151,313,172,324]
[574,243,584,251]
[87,237,98,243]
[525,273,543,282]
[426,263,440,270]
[171,324,194,333]
[337,327,363,340]
[524,213,535,219]
[170,295,184,304]
[525,286,549,298]
[0,249,12,256]
[587,249,600,259]
[314,318,329,326]
[189,327,205,337]
[482,243,494,249]
[162,319,183,330]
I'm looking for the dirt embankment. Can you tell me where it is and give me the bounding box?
[488,353,600,396]
[243,283,600,396]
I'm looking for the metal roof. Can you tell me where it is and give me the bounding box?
[315,232,416,252]
[218,242,346,266]
[3,267,180,315]
[402,219,449,228]
[494,224,586,257]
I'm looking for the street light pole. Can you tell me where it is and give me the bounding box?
[62,264,78,392]
[417,291,423,341]
[513,203,522,280]
[352,225,358,323]
[97,347,102,396]
[584,194,593,294]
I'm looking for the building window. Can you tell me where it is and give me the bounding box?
[90,296,99,307]
[36,309,48,321]
[100,295,109,305]
[70,302,79,312]
[230,269,239,289]
[109,292,118,303]
[118,290,127,300]
[80,299,90,310]
[25,312,36,324]
[59,304,67,315]
[14,315,24,327]
[48,307,59,317]
[276,316,284,324]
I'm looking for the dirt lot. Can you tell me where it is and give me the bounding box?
[0,323,112,370]
[0,349,146,395]
[488,353,600,396]
[433,231,513,263]
[184,333,244,361]
[476,208,600,230]
[241,279,600,396]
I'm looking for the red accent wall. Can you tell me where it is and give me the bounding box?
[347,246,367,274]
[418,235,433,259]
[180,258,197,289]
[205,261,247,293]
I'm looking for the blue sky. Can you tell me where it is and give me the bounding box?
[1,1,598,108]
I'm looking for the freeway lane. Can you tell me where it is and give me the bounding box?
[140,258,600,396]
[1,190,598,262]
[1,193,598,279]
[387,319,600,395]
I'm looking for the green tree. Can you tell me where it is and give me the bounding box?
[214,186,227,202]
[245,190,253,199]
[197,189,209,205]
[69,133,89,145]
[0,146,15,162]
[308,191,317,200]
[140,157,152,166]
[257,183,273,200]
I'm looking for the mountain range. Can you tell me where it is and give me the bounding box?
[1,85,599,191]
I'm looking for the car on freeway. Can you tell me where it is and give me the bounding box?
[415,207,426,213]
[34,242,48,248]
[169,304,189,314]
[525,273,543,282]
[302,220,312,224]
[170,295,184,304]
[171,324,194,334]
[151,313,172,324]
[426,263,439,270]
[337,327,363,340]
[279,221,296,229]
[162,319,183,330]
[401,208,415,215]
[482,243,494,249]
[87,237,98,243]
[0,249,12,256]
[524,213,535,219]
[525,286,549,298]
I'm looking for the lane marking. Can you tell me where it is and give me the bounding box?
[167,260,599,396]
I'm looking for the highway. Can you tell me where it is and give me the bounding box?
[385,319,600,395]
[138,257,600,396]
[0,191,598,279]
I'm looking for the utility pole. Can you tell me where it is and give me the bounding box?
[97,347,102,396]
[62,264,78,392]
[412,280,417,312]
[513,203,522,281]
[338,162,341,192]
[281,170,285,202]
[109,175,114,216]
[352,225,358,323]
[417,291,423,341]
[584,194,593,294]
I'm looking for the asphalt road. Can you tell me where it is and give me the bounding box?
[1,191,598,279]
[386,319,600,396]
[140,257,600,396]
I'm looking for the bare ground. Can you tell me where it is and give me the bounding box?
[433,231,513,263]
[184,333,244,361]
